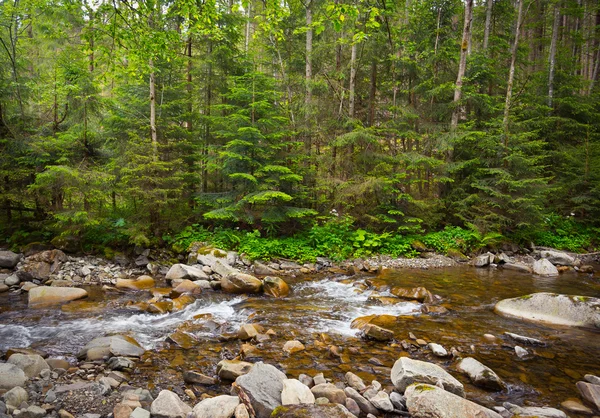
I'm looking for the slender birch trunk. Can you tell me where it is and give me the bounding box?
[450,0,473,132]
[503,0,524,146]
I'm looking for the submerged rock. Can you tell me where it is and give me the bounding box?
[405,384,501,418]
[233,362,286,418]
[28,286,88,307]
[456,357,505,391]
[391,357,465,397]
[390,286,434,303]
[115,275,155,290]
[494,293,600,329]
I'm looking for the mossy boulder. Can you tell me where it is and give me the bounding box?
[271,404,356,417]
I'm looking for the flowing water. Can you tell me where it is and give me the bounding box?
[1,266,599,414]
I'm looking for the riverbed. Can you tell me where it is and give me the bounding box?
[1,265,599,415]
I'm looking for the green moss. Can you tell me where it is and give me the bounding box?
[518,294,534,300]
[413,384,436,392]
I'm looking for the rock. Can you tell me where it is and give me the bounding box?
[3,386,28,407]
[212,259,238,278]
[146,300,173,314]
[130,407,150,418]
[192,395,240,418]
[150,390,192,418]
[405,383,501,418]
[344,372,366,391]
[0,251,21,268]
[503,402,567,418]
[7,354,50,378]
[253,262,278,276]
[20,282,37,292]
[532,259,559,276]
[16,405,46,418]
[390,286,433,303]
[501,263,532,273]
[172,294,196,311]
[0,363,27,390]
[474,253,494,267]
[271,404,356,417]
[5,274,19,286]
[540,250,575,266]
[217,360,253,381]
[79,335,145,359]
[233,362,287,418]
[456,357,505,391]
[504,332,544,345]
[313,374,327,386]
[222,273,262,294]
[238,324,259,340]
[344,388,378,416]
[166,264,208,282]
[579,265,594,274]
[585,374,600,385]
[28,287,88,306]
[391,357,465,397]
[234,404,250,418]
[560,400,593,415]
[311,384,347,405]
[281,379,316,405]
[576,381,600,410]
[184,371,216,385]
[58,410,74,418]
[495,293,600,329]
[263,277,290,298]
[369,391,393,412]
[283,340,305,354]
[428,343,448,357]
[389,392,406,410]
[172,280,202,296]
[113,404,133,418]
[515,346,528,358]
[362,324,394,341]
[115,275,155,290]
[344,399,360,417]
[107,357,135,370]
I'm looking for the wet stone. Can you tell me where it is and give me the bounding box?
[560,400,593,415]
[183,371,216,386]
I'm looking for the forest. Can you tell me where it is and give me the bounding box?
[1,0,599,258]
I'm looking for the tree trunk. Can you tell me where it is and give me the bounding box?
[349,42,358,118]
[305,0,313,119]
[245,3,251,53]
[483,0,493,51]
[450,0,473,132]
[368,59,377,126]
[149,58,158,162]
[548,3,560,109]
[503,0,524,146]
[186,35,192,131]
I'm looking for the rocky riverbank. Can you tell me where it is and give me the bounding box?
[0,244,599,418]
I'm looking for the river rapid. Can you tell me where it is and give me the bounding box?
[1,265,599,415]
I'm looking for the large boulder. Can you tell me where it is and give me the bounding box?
[0,363,27,390]
[263,277,290,298]
[271,404,356,418]
[233,362,286,418]
[18,250,66,281]
[539,250,575,266]
[494,293,600,329]
[281,379,315,405]
[166,264,208,282]
[532,259,559,276]
[456,357,505,391]
[391,357,465,397]
[192,395,240,418]
[7,354,49,378]
[116,275,155,290]
[79,335,145,360]
[405,384,501,418]
[0,251,21,268]
[28,286,88,307]
[222,273,262,294]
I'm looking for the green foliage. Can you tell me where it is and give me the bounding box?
[519,214,598,252]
